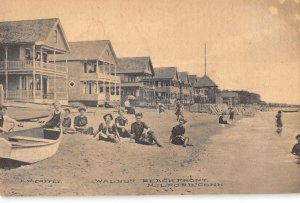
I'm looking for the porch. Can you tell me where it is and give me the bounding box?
[0,74,68,105]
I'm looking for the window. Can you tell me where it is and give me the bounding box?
[106,50,110,56]
[54,30,58,43]
[84,62,96,73]
[25,49,31,60]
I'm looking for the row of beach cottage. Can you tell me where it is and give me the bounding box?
[0,18,239,107]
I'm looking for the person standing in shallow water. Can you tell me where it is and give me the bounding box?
[130,113,163,147]
[276,111,283,133]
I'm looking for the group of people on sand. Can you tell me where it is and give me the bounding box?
[218,108,235,125]
[39,101,191,148]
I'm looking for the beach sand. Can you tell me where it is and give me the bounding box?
[0,106,299,196]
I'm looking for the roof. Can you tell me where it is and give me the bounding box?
[116,57,154,75]
[153,67,178,80]
[54,40,116,61]
[189,75,197,85]
[0,18,70,51]
[178,72,189,83]
[194,75,218,87]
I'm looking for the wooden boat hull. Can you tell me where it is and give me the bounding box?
[0,128,62,164]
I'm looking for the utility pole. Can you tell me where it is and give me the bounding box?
[204,43,207,76]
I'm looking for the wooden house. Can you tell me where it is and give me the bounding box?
[178,72,192,105]
[54,40,121,107]
[116,57,155,106]
[0,18,70,105]
[194,75,218,103]
[152,67,180,104]
[216,90,239,106]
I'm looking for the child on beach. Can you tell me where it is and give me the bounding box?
[42,101,64,129]
[130,113,163,147]
[169,118,190,147]
[115,108,130,137]
[74,107,93,135]
[93,113,120,143]
[62,108,75,134]
[291,134,300,157]
[0,106,23,133]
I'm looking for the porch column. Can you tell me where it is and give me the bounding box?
[96,60,99,94]
[32,45,36,99]
[114,64,116,76]
[108,63,111,75]
[65,55,68,101]
[5,46,8,99]
[54,48,57,100]
[114,83,117,96]
[40,46,43,98]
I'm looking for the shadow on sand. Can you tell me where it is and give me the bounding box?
[0,158,29,170]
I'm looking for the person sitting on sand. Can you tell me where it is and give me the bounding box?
[62,108,75,134]
[169,118,190,147]
[41,101,64,129]
[130,113,163,147]
[74,107,93,135]
[0,106,23,133]
[219,112,229,125]
[291,134,300,157]
[93,113,120,143]
[115,108,130,137]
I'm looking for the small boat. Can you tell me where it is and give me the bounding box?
[0,128,62,164]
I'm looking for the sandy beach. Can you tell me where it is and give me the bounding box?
[0,105,299,196]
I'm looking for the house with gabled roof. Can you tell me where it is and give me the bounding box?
[0,18,70,105]
[178,72,192,104]
[116,57,155,106]
[54,40,121,107]
[194,74,218,103]
[152,67,180,103]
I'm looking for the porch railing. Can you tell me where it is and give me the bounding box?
[0,60,67,73]
[4,90,61,100]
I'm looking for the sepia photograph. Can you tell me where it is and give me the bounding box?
[0,0,299,197]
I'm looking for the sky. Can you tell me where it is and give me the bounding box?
[0,0,300,104]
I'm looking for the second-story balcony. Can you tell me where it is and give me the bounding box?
[0,60,67,74]
[155,86,180,93]
[80,72,121,83]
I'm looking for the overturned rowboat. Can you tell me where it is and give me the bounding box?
[0,128,62,164]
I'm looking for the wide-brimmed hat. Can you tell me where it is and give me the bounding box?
[135,113,143,118]
[179,118,187,124]
[103,113,113,120]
